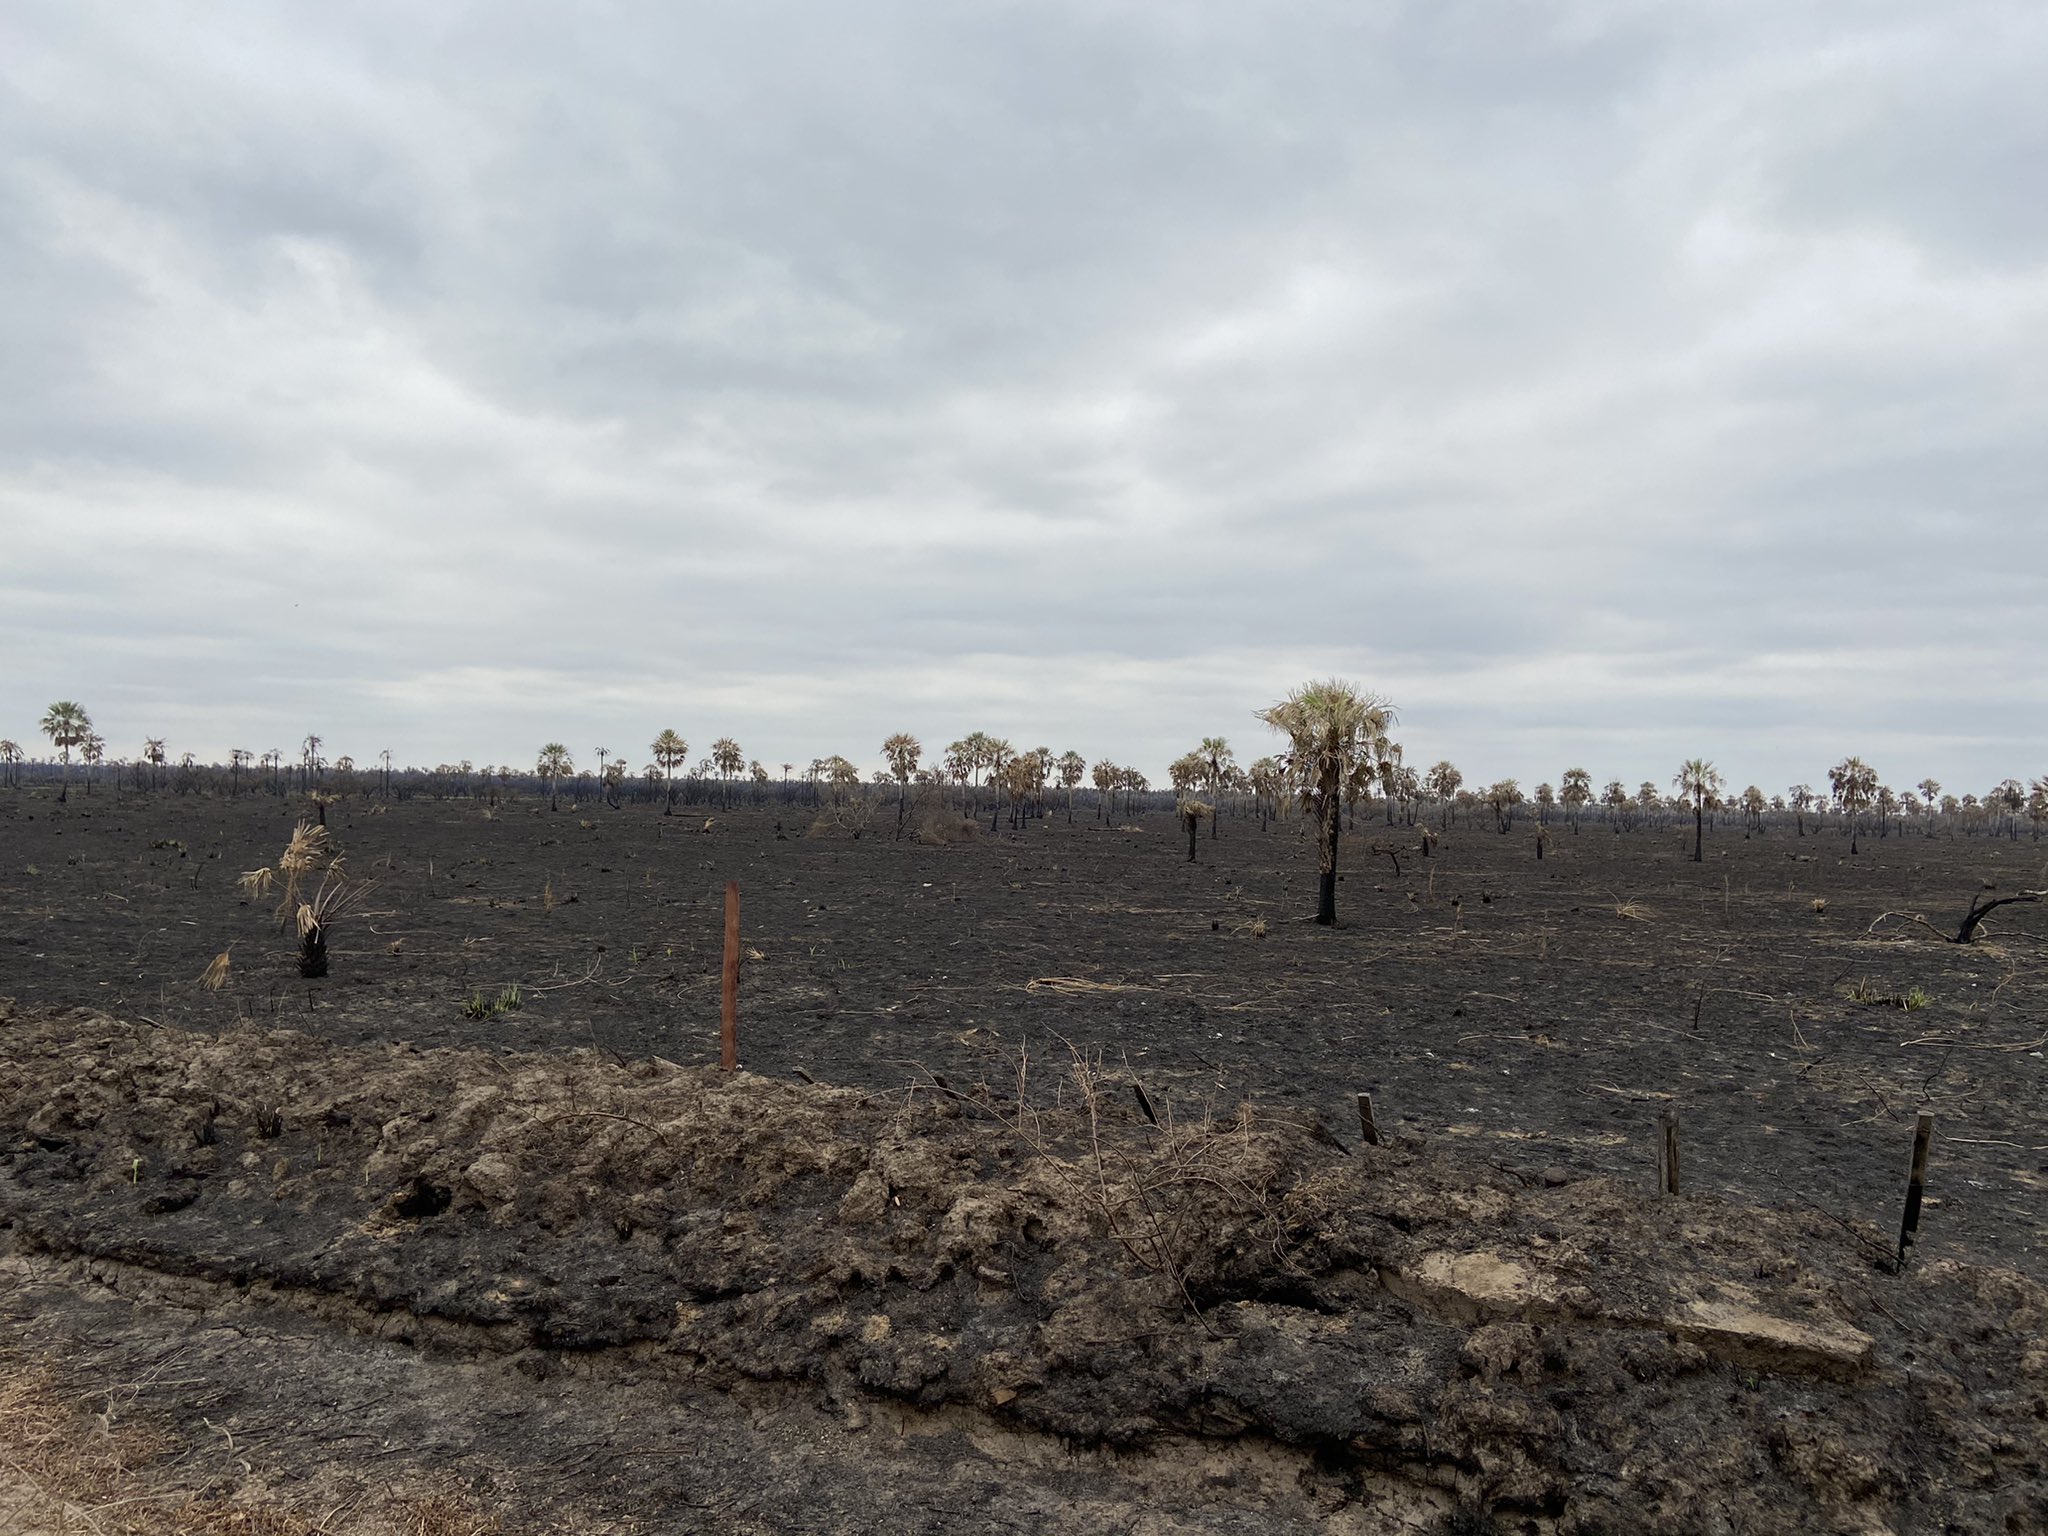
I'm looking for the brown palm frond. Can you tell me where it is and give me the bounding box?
[198,950,232,990]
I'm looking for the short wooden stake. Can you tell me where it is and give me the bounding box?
[1658,1109,1680,1196]
[1898,1111,1934,1265]
[720,880,740,1071]
[1356,1092,1382,1147]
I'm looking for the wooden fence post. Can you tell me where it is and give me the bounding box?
[1356,1093,1382,1147]
[1658,1109,1680,1196]
[1899,1112,1934,1265]
[721,881,740,1071]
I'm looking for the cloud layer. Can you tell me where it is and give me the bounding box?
[4,1,2043,792]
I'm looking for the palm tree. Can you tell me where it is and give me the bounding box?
[1829,757,1878,852]
[1602,779,1632,831]
[1991,778,2026,839]
[39,702,91,803]
[1741,785,1767,834]
[1199,736,1234,839]
[537,743,573,811]
[595,746,610,797]
[881,733,921,836]
[1056,750,1086,822]
[1425,761,1462,828]
[712,738,744,807]
[1674,758,1724,863]
[143,737,167,791]
[1257,680,1396,926]
[301,734,324,792]
[1560,768,1592,832]
[1787,784,1815,836]
[1248,756,1283,828]
[1118,766,1149,820]
[1917,778,1941,834]
[0,739,20,789]
[1091,759,1117,822]
[1485,779,1523,833]
[651,730,688,814]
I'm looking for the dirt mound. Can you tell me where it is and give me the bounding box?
[3,997,2045,1533]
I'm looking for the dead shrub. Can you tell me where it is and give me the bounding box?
[975,1040,1302,1328]
[917,812,981,846]
[810,790,881,840]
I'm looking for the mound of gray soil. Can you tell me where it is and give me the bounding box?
[3,998,2044,1534]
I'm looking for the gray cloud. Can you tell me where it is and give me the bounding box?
[2,0,2043,793]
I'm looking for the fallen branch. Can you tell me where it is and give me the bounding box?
[1870,889,2047,944]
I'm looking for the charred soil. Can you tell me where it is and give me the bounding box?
[3,792,2047,1530]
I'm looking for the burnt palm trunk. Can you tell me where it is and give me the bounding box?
[1693,794,1704,862]
[1317,776,1341,926]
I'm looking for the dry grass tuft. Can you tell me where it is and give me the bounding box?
[1811,897,1828,915]
[1025,976,1149,996]
[1613,900,1654,921]
[198,950,232,991]
[236,868,274,899]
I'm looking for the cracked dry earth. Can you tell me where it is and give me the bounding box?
[3,998,2046,1534]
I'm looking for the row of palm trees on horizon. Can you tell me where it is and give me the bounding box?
[15,690,2047,923]
[9,698,2040,839]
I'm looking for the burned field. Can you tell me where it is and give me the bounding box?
[3,791,2048,1532]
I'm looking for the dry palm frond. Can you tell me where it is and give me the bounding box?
[279,819,330,875]
[276,820,336,916]
[295,871,367,934]
[294,870,372,979]
[237,867,274,898]
[198,950,232,990]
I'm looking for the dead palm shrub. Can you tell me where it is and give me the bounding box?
[268,821,371,978]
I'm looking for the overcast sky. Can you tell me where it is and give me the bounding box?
[3,1,2042,793]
